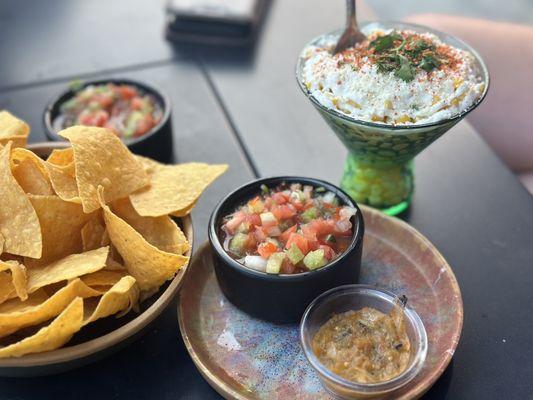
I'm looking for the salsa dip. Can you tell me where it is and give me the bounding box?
[220,183,357,275]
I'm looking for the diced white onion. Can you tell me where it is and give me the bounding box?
[223,234,232,252]
[322,191,336,204]
[335,219,352,233]
[340,206,357,220]
[266,226,282,236]
[244,255,267,272]
[260,212,277,226]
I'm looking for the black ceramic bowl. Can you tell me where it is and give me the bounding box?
[43,78,173,162]
[208,176,365,323]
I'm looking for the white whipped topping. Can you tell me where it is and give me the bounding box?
[300,30,485,125]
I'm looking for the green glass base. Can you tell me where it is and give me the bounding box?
[340,153,413,216]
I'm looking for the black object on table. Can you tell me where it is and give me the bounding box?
[0,0,532,399]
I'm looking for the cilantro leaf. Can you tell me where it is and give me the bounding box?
[419,55,441,72]
[369,33,403,53]
[394,55,415,82]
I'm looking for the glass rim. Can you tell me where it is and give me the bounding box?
[299,284,428,393]
[295,21,490,131]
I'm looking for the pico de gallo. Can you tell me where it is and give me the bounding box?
[220,183,357,274]
[54,83,163,139]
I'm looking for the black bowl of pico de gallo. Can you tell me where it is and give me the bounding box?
[43,78,173,162]
[208,176,365,323]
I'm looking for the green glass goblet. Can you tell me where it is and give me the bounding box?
[296,22,489,215]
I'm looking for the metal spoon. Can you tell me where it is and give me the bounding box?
[333,0,367,54]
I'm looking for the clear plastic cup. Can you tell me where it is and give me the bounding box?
[300,285,428,399]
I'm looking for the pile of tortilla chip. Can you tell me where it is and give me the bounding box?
[0,111,227,358]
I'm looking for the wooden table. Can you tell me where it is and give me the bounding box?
[1,0,532,398]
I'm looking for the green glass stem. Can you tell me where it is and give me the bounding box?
[341,152,413,215]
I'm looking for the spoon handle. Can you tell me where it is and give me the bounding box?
[346,0,357,28]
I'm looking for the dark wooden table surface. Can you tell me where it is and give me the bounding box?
[1,0,532,399]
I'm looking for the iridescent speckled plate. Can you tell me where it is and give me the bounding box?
[178,206,463,399]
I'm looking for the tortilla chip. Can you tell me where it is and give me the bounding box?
[26,247,109,293]
[81,270,127,287]
[0,260,27,301]
[0,272,17,305]
[0,136,27,149]
[10,148,54,196]
[46,161,81,203]
[47,148,73,166]
[0,279,100,338]
[0,111,29,148]
[0,234,4,256]
[0,289,48,314]
[0,297,84,358]
[98,188,188,292]
[112,197,189,255]
[10,147,49,175]
[27,195,96,266]
[0,143,42,258]
[80,215,107,252]
[130,162,227,217]
[12,158,54,195]
[104,255,126,271]
[170,200,198,218]
[0,111,29,137]
[84,276,139,324]
[59,126,149,213]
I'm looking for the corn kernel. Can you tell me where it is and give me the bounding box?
[347,99,362,109]
[396,115,411,123]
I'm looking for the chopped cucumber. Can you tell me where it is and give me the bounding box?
[286,243,304,265]
[229,233,248,255]
[325,234,336,244]
[236,222,250,234]
[260,184,269,194]
[266,252,285,274]
[301,207,318,223]
[303,249,327,270]
[248,198,264,213]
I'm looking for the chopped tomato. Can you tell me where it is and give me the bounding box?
[279,225,297,244]
[78,110,109,127]
[319,245,335,260]
[246,213,261,227]
[253,226,268,242]
[271,204,296,220]
[134,114,155,137]
[286,233,309,254]
[258,242,278,258]
[291,200,305,211]
[280,258,296,274]
[303,219,335,238]
[272,192,288,204]
[131,97,144,110]
[224,211,246,234]
[307,239,320,251]
[95,93,114,108]
[118,85,137,99]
